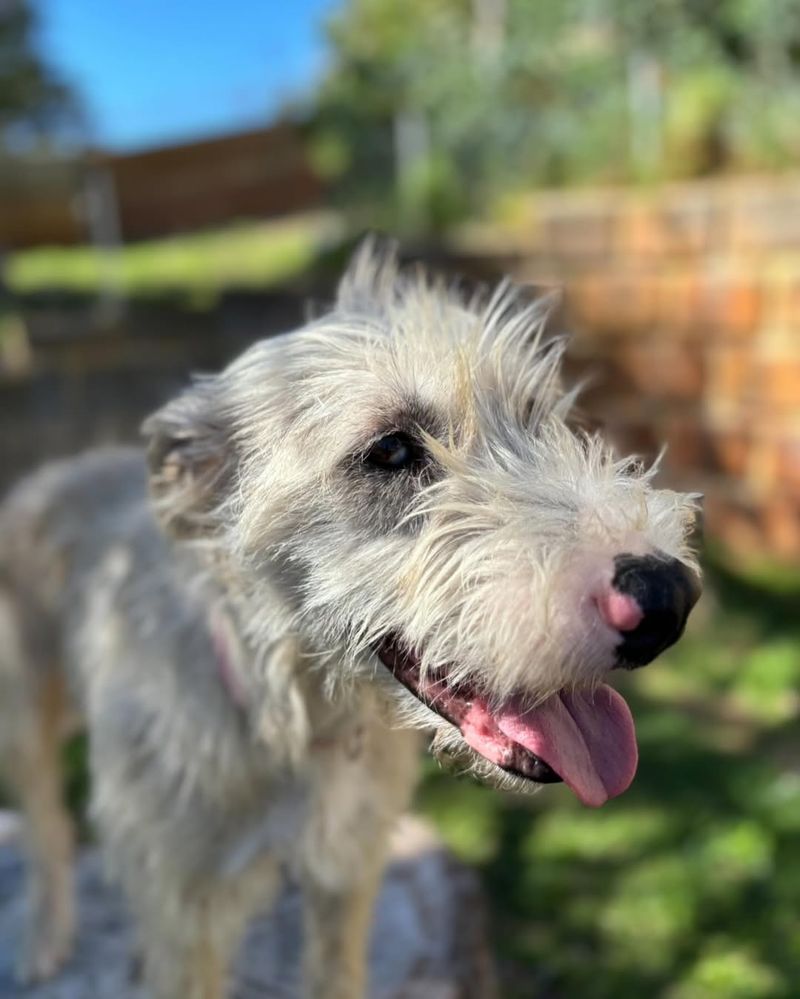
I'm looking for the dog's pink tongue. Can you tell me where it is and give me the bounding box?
[496,686,638,807]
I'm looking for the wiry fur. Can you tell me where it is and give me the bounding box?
[0,242,699,997]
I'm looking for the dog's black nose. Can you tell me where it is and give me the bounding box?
[612,553,701,668]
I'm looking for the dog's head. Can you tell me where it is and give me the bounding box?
[144,241,701,807]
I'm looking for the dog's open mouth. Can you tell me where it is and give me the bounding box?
[376,636,638,808]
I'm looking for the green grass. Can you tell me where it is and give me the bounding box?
[3,212,342,305]
[417,555,800,998]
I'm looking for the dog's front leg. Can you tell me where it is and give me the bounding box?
[300,722,420,999]
[132,883,262,999]
[302,862,383,999]
[3,670,76,984]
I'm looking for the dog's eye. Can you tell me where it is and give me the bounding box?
[365,433,425,472]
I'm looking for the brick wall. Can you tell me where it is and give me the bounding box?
[459,177,800,562]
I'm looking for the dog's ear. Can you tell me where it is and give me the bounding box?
[142,379,229,537]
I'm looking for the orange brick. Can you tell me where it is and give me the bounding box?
[657,271,704,335]
[546,209,615,260]
[711,430,750,477]
[617,337,704,400]
[760,360,800,411]
[704,495,764,555]
[729,193,800,251]
[700,277,762,336]
[570,273,659,334]
[567,275,614,332]
[768,276,800,332]
[620,205,665,257]
[747,439,781,494]
[660,412,712,470]
[616,276,660,333]
[776,437,800,501]
[706,345,756,407]
[661,198,716,255]
[762,499,800,559]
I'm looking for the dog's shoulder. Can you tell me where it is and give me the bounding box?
[2,446,145,520]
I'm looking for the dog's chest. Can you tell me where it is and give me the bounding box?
[216,726,375,878]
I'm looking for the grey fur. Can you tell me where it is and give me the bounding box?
[0,243,699,998]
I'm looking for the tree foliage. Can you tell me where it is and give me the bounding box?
[0,0,78,152]
[313,0,800,230]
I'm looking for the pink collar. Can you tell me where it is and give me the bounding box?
[210,616,355,755]
[210,608,249,711]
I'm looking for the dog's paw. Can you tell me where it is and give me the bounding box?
[15,919,75,984]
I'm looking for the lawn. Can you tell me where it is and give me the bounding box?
[417,553,800,998]
[3,212,343,305]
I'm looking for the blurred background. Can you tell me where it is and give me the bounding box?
[1,1,800,996]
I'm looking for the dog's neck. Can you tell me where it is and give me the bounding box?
[206,589,377,762]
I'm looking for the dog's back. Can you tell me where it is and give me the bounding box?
[0,442,422,995]
[0,443,284,791]
[0,448,151,980]
[0,448,148,637]
[0,448,152,722]
[0,448,286,984]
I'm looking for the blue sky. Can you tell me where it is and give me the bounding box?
[34,0,340,151]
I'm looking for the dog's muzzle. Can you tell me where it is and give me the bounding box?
[603,553,701,669]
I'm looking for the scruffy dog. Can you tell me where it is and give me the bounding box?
[0,244,700,999]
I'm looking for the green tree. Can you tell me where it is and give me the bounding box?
[313,0,800,232]
[0,0,79,151]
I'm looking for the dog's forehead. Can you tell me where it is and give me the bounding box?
[245,270,563,457]
[312,289,559,439]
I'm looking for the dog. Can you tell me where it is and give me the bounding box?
[0,242,701,998]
